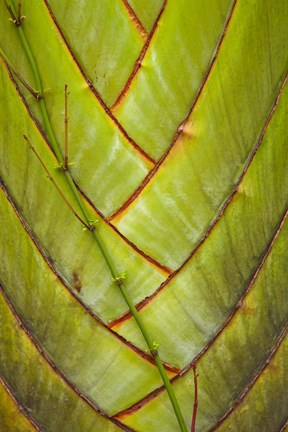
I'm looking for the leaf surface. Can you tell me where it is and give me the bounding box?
[0,1,287,431]
[113,0,234,160]
[46,0,146,106]
[126,0,164,32]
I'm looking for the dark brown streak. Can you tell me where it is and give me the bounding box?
[3,61,169,275]
[0,378,41,432]
[114,208,288,417]
[0,181,177,374]
[42,0,155,165]
[0,286,136,432]
[109,0,238,220]
[209,326,288,431]
[76,183,172,275]
[111,0,168,109]
[109,73,288,325]
[121,0,148,38]
[191,365,198,432]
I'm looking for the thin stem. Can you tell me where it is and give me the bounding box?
[191,365,198,432]
[64,84,69,170]
[6,2,188,430]
[23,135,90,231]
[118,281,187,431]
[0,48,41,100]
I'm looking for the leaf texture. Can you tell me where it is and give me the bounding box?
[46,0,146,106]
[126,0,164,33]
[0,0,287,431]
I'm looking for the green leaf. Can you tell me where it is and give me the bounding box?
[113,0,235,160]
[0,0,287,431]
[46,0,146,106]
[126,0,164,33]
[0,379,38,432]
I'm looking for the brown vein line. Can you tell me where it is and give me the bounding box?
[111,0,168,109]
[109,73,288,326]
[114,208,288,417]
[0,286,136,432]
[210,326,288,431]
[108,0,238,221]
[0,181,177,374]
[3,61,169,275]
[121,0,148,38]
[77,184,172,275]
[279,419,288,432]
[42,0,155,165]
[0,378,41,432]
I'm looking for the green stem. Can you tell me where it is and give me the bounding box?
[118,283,187,432]
[0,47,40,99]
[6,2,188,430]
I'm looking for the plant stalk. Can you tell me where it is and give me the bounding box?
[6,2,188,430]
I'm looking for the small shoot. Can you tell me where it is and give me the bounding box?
[54,161,75,171]
[150,340,159,358]
[5,0,25,27]
[23,134,90,231]
[82,219,99,232]
[112,271,127,286]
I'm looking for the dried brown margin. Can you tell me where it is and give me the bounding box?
[113,208,288,417]
[0,180,178,375]
[2,60,171,276]
[43,0,155,165]
[111,0,168,109]
[108,73,288,326]
[121,0,148,38]
[0,286,136,432]
[209,326,288,431]
[109,0,238,221]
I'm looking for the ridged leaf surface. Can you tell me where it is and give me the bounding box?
[0,0,287,431]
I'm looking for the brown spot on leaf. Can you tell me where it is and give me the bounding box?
[72,272,82,293]
[268,361,278,374]
[240,301,255,315]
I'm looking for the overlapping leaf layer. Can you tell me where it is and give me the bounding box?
[0,1,287,431]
